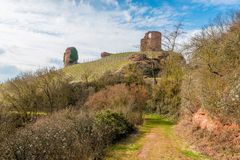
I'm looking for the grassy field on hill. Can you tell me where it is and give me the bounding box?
[63,52,136,82]
[63,51,162,82]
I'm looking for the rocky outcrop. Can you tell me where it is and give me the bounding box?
[192,109,223,132]
[118,53,166,77]
[129,54,148,61]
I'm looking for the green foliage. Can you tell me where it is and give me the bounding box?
[124,63,146,86]
[181,150,205,160]
[94,110,134,142]
[152,77,182,116]
[148,53,184,120]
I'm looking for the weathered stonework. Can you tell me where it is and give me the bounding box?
[63,47,78,67]
[140,31,162,52]
[101,52,112,58]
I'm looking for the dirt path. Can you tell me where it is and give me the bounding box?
[106,114,209,160]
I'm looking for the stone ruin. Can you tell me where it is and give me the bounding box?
[63,47,78,67]
[140,31,162,52]
[100,31,162,58]
[101,52,112,58]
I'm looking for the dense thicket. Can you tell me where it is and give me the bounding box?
[0,67,147,160]
[2,69,72,114]
[182,12,240,124]
[0,110,134,160]
[148,53,185,121]
[85,84,148,125]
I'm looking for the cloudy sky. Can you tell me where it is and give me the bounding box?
[0,0,239,82]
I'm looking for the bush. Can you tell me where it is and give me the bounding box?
[185,12,240,124]
[148,53,184,120]
[4,110,83,160]
[0,105,14,142]
[95,71,125,88]
[84,84,149,125]
[94,110,134,142]
[69,70,141,107]
[0,109,134,160]
[2,68,72,115]
[122,64,145,86]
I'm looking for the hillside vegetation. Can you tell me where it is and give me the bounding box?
[63,52,135,82]
[0,49,185,159]
[179,13,240,159]
[0,12,239,160]
[63,51,162,82]
[183,13,240,123]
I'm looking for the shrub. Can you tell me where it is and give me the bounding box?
[94,110,134,142]
[2,68,72,115]
[0,109,134,160]
[123,64,145,86]
[68,71,131,107]
[84,84,149,125]
[0,105,16,142]
[95,71,124,88]
[0,110,79,160]
[148,53,184,120]
[185,12,240,124]
[67,82,96,106]
[35,69,73,112]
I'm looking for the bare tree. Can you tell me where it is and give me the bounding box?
[162,22,185,52]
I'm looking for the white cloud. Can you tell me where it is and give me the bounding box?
[0,0,180,81]
[193,0,240,5]
[100,0,119,7]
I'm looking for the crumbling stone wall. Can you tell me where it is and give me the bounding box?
[140,31,162,52]
[101,52,112,58]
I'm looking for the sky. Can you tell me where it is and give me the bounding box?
[0,0,239,82]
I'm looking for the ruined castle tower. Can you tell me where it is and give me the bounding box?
[63,47,78,67]
[140,31,162,52]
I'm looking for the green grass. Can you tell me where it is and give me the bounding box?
[63,51,163,82]
[63,52,137,82]
[106,114,210,160]
[141,114,174,133]
[106,114,175,160]
[181,150,206,160]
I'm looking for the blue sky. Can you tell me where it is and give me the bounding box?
[0,0,239,82]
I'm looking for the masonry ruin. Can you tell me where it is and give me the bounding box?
[140,31,162,52]
[63,47,78,67]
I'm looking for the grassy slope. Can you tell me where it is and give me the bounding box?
[63,51,162,82]
[63,52,136,82]
[106,114,210,160]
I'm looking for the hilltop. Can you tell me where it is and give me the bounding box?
[63,51,167,82]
